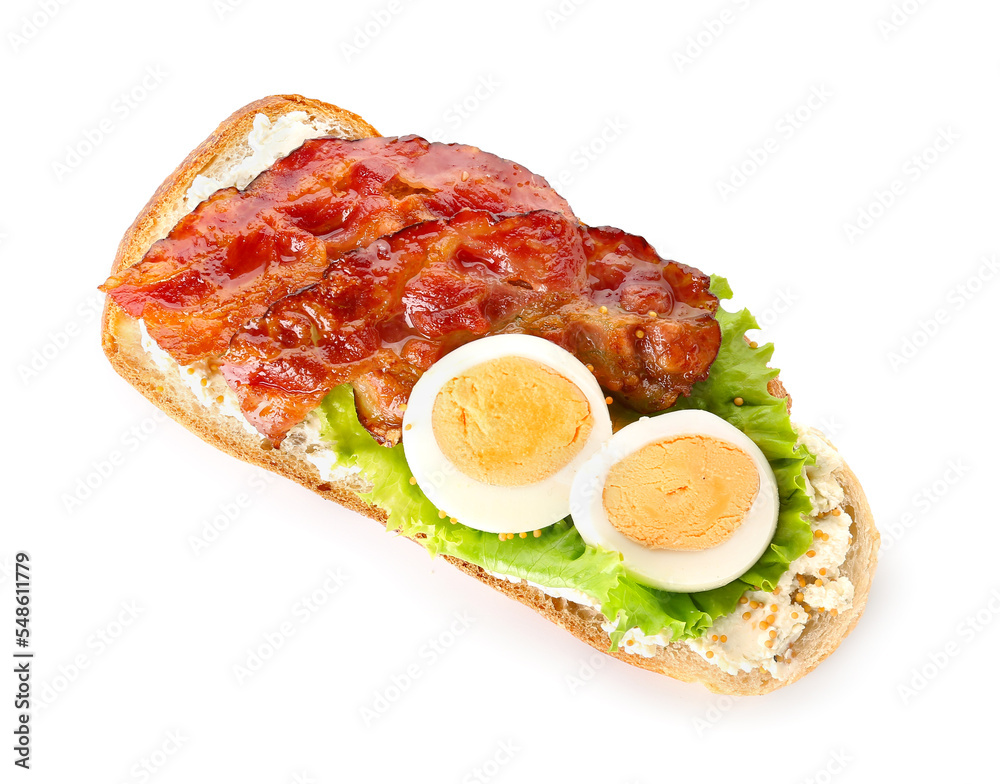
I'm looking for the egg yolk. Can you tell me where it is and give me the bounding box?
[431,356,594,486]
[602,435,759,550]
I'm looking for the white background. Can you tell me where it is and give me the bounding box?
[2,0,998,781]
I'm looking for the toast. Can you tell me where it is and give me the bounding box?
[101,95,879,695]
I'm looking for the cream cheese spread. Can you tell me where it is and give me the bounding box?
[184,111,335,210]
[139,321,363,487]
[139,111,362,488]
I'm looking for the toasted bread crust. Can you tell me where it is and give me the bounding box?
[101,96,878,695]
[102,95,383,515]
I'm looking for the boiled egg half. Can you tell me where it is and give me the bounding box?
[402,334,613,534]
[570,410,779,592]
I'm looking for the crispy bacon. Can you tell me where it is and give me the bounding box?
[509,225,721,409]
[220,210,720,444]
[100,136,575,363]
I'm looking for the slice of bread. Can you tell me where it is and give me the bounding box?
[101,95,879,695]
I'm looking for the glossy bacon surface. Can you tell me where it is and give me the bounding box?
[101,136,575,363]
[220,210,721,444]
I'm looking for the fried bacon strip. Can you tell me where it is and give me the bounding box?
[220,210,721,444]
[100,136,574,363]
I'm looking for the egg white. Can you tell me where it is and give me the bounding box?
[402,335,614,534]
[569,410,779,592]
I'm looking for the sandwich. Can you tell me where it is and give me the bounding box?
[99,94,879,695]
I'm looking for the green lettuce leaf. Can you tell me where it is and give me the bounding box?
[315,275,813,646]
[318,385,623,604]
